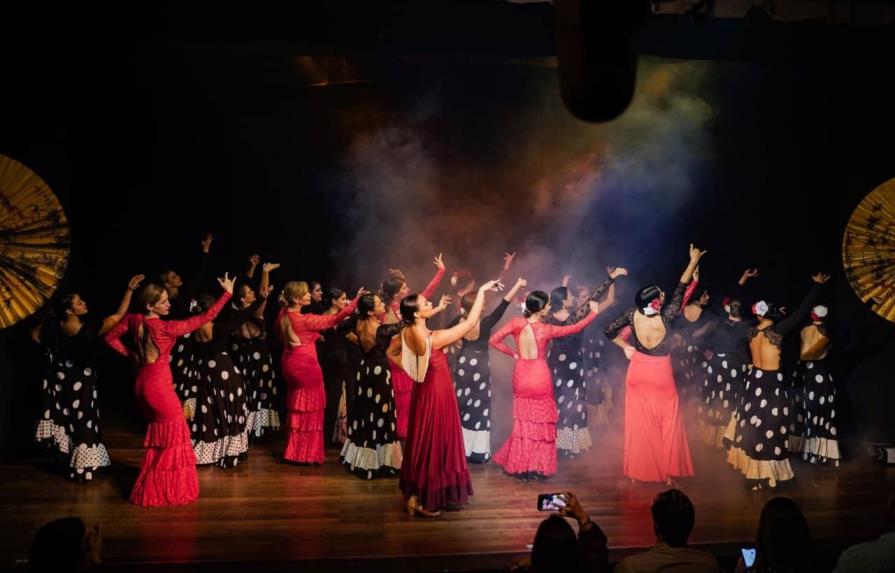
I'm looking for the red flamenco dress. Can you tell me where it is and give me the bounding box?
[489,311,599,477]
[603,282,694,483]
[398,334,473,512]
[104,291,232,507]
[277,297,358,464]
[386,266,444,440]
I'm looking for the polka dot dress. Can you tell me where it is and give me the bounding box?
[795,359,840,465]
[725,367,795,487]
[340,355,402,479]
[453,348,493,463]
[547,334,591,456]
[671,341,700,401]
[231,337,280,441]
[190,353,249,468]
[170,333,197,416]
[696,353,745,448]
[34,358,111,481]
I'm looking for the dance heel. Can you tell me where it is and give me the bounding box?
[406,495,441,518]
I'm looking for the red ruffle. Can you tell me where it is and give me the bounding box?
[285,387,325,413]
[130,419,199,507]
[512,397,559,424]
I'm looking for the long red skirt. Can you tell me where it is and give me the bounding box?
[281,346,326,464]
[624,352,694,482]
[399,349,473,512]
[493,358,558,476]
[389,362,413,440]
[131,361,199,507]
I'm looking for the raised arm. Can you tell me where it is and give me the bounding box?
[775,274,828,336]
[497,251,516,281]
[300,289,362,331]
[431,280,501,349]
[214,298,265,335]
[489,317,521,358]
[183,233,213,299]
[420,253,446,300]
[164,273,235,338]
[100,274,145,335]
[480,277,526,333]
[678,243,706,285]
[661,282,689,322]
[104,314,135,357]
[542,302,599,340]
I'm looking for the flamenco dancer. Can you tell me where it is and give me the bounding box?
[570,277,617,427]
[724,273,829,490]
[318,287,353,445]
[104,274,234,506]
[604,245,705,485]
[395,278,501,517]
[794,304,840,466]
[276,282,361,464]
[382,254,446,441]
[190,286,269,468]
[670,268,710,403]
[159,233,214,419]
[32,274,144,481]
[448,277,527,463]
[230,261,280,441]
[340,293,404,479]
[694,268,758,448]
[488,285,607,480]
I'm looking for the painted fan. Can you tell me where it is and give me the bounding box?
[842,176,895,323]
[0,155,70,329]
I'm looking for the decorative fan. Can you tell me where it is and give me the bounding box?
[842,176,895,323]
[0,155,70,329]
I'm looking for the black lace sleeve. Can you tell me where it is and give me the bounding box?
[604,307,634,340]
[479,299,511,338]
[661,282,688,324]
[589,276,616,303]
[775,284,821,337]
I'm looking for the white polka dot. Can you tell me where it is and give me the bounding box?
[367,388,373,397]
[464,388,471,396]
[755,443,763,452]
[774,447,782,455]
[208,360,217,368]
[459,369,465,376]
[473,373,481,382]
[807,362,814,369]
[374,366,382,375]
[755,387,762,397]
[221,371,229,380]
[569,362,578,370]
[760,399,767,408]
[755,370,763,379]
[567,380,574,388]
[722,361,728,369]
[483,408,489,417]
[72,400,80,409]
[459,356,466,364]
[809,391,815,400]
[765,430,774,439]
[771,407,779,416]
[470,358,478,366]
[56,372,65,381]
[474,399,481,407]
[475,421,481,429]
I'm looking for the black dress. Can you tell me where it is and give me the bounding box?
[318,316,353,446]
[167,251,210,417]
[230,313,280,441]
[449,299,511,463]
[340,322,403,479]
[792,323,840,466]
[190,300,262,468]
[34,319,111,481]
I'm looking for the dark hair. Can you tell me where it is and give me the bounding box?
[460,291,477,315]
[453,269,476,291]
[52,294,78,318]
[635,285,662,310]
[323,287,345,309]
[309,280,321,290]
[531,514,579,573]
[651,489,695,547]
[399,294,420,325]
[157,269,175,284]
[550,286,570,310]
[382,277,405,300]
[193,293,216,315]
[754,497,814,573]
[358,293,379,317]
[727,297,743,319]
[523,291,549,318]
[691,285,709,304]
[28,517,85,573]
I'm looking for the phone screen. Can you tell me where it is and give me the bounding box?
[537,493,568,511]
[741,547,756,568]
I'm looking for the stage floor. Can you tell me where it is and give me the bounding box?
[1,415,893,572]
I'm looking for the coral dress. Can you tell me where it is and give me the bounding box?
[489,311,598,476]
[104,291,231,506]
[398,334,473,512]
[277,298,358,464]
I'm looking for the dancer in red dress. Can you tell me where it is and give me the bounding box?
[604,244,705,485]
[489,285,610,479]
[394,278,502,517]
[382,254,446,440]
[104,274,235,507]
[276,282,362,464]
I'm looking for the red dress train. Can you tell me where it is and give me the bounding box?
[104,291,232,507]
[488,311,598,476]
[277,298,358,464]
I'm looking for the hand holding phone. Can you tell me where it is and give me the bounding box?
[741,547,756,568]
[537,493,569,511]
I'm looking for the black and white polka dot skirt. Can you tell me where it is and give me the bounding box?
[696,353,745,448]
[453,347,493,463]
[548,345,591,455]
[34,360,111,481]
[190,353,249,468]
[170,333,197,416]
[232,337,280,441]
[671,342,700,401]
[796,359,840,466]
[340,357,402,479]
[582,333,605,405]
[724,367,794,487]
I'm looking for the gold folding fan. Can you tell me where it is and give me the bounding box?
[0,155,70,329]
[842,176,895,323]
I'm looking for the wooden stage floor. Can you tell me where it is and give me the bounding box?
[1,416,893,572]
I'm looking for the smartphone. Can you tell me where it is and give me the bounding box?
[537,493,568,511]
[741,547,756,568]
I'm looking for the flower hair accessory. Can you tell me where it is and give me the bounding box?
[521,301,528,314]
[642,297,661,316]
[810,305,828,321]
[722,296,731,314]
[189,298,199,313]
[752,300,769,317]
[450,273,458,287]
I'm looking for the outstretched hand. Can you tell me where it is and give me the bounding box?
[260,285,274,299]
[741,268,759,281]
[561,274,571,287]
[437,294,452,310]
[217,272,235,294]
[812,272,830,284]
[689,243,707,261]
[608,266,628,279]
[262,262,280,273]
[433,253,445,270]
[355,287,370,298]
[587,300,600,314]
[480,279,504,293]
[503,252,516,270]
[127,274,145,291]
[515,277,527,289]
[201,233,215,254]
